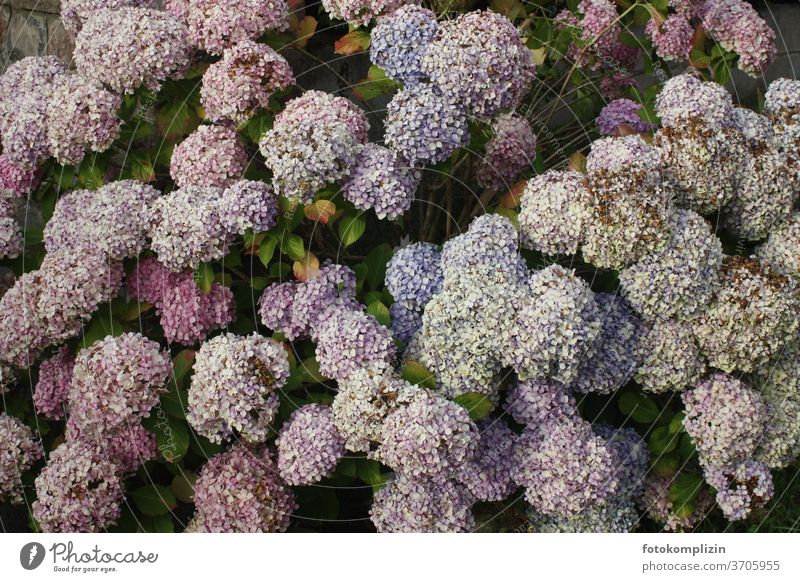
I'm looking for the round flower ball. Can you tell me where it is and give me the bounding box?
[74,8,192,94]
[185,0,288,55]
[201,40,295,124]
[654,121,749,214]
[645,14,693,62]
[385,242,442,305]
[258,280,304,340]
[703,460,774,522]
[456,419,517,502]
[518,169,591,255]
[370,474,474,532]
[422,10,535,118]
[384,83,469,166]
[322,0,410,27]
[187,333,290,444]
[276,404,345,485]
[1,413,43,504]
[691,256,800,373]
[46,73,122,166]
[314,307,396,381]
[188,444,296,532]
[60,1,157,36]
[634,319,705,394]
[596,98,655,136]
[67,333,171,438]
[756,212,800,280]
[341,143,421,219]
[33,345,74,419]
[619,209,723,321]
[570,293,647,395]
[512,416,617,517]
[170,124,248,189]
[700,0,776,76]
[332,366,414,452]
[33,441,122,532]
[0,154,38,195]
[655,73,735,129]
[476,113,537,192]
[682,372,767,467]
[370,4,438,85]
[640,472,713,531]
[376,390,478,482]
[504,378,577,427]
[290,263,361,338]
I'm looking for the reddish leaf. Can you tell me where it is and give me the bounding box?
[334,30,371,56]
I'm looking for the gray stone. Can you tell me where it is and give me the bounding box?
[5,1,61,15]
[46,14,72,64]
[4,10,47,62]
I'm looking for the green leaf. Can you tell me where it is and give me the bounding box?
[453,392,495,421]
[679,432,697,460]
[283,233,306,261]
[668,411,686,434]
[338,213,366,247]
[243,110,273,144]
[367,301,391,327]
[128,152,155,183]
[156,101,199,142]
[78,313,123,352]
[171,472,198,504]
[193,263,215,294]
[364,243,394,291]
[297,357,328,384]
[652,452,679,477]
[689,48,711,67]
[139,515,174,533]
[129,484,177,517]
[356,458,386,491]
[648,426,679,456]
[189,431,226,459]
[401,361,436,389]
[668,473,704,514]
[259,235,279,267]
[153,415,190,464]
[618,391,660,424]
[78,160,105,189]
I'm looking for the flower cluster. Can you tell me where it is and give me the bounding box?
[276,404,346,485]
[691,256,800,373]
[370,5,438,85]
[185,0,289,55]
[33,441,123,532]
[596,98,655,136]
[634,319,705,394]
[699,0,776,76]
[384,83,469,165]
[201,40,295,125]
[342,143,421,219]
[44,180,160,261]
[640,472,714,531]
[188,444,296,532]
[129,257,235,345]
[74,8,192,94]
[59,0,156,36]
[322,0,411,27]
[421,10,535,118]
[33,345,75,419]
[67,333,171,437]
[645,14,693,62]
[0,188,22,259]
[703,460,774,521]
[187,333,290,443]
[170,124,249,189]
[757,213,800,281]
[476,113,537,192]
[0,413,43,504]
[259,91,369,203]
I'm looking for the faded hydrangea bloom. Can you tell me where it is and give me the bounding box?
[456,419,516,502]
[74,8,192,94]
[201,40,295,124]
[0,413,43,504]
[756,212,800,281]
[691,256,800,373]
[322,0,412,27]
[640,472,713,531]
[476,113,537,192]
[504,378,577,427]
[370,473,475,532]
[655,73,735,129]
[596,98,655,136]
[384,83,469,165]
[682,372,767,467]
[33,441,122,532]
[67,333,171,438]
[170,124,248,189]
[185,0,289,55]
[341,143,421,219]
[422,10,535,118]
[370,4,438,85]
[645,14,693,62]
[385,242,442,304]
[188,444,296,532]
[60,1,158,36]
[518,170,591,255]
[634,319,705,394]
[33,345,74,419]
[277,404,345,485]
[187,333,290,444]
[376,390,478,481]
[620,209,723,321]
[699,0,776,76]
[702,459,774,521]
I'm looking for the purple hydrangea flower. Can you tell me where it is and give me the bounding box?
[33,345,74,419]
[170,124,249,189]
[702,459,774,521]
[185,0,288,55]
[385,242,442,304]
[0,413,43,504]
[370,4,438,85]
[645,14,693,62]
[277,404,345,485]
[596,98,654,136]
[476,113,537,192]
[634,319,706,394]
[456,419,517,502]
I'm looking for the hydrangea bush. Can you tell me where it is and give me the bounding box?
[0,0,798,535]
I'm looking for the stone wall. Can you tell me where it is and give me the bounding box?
[0,1,72,71]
